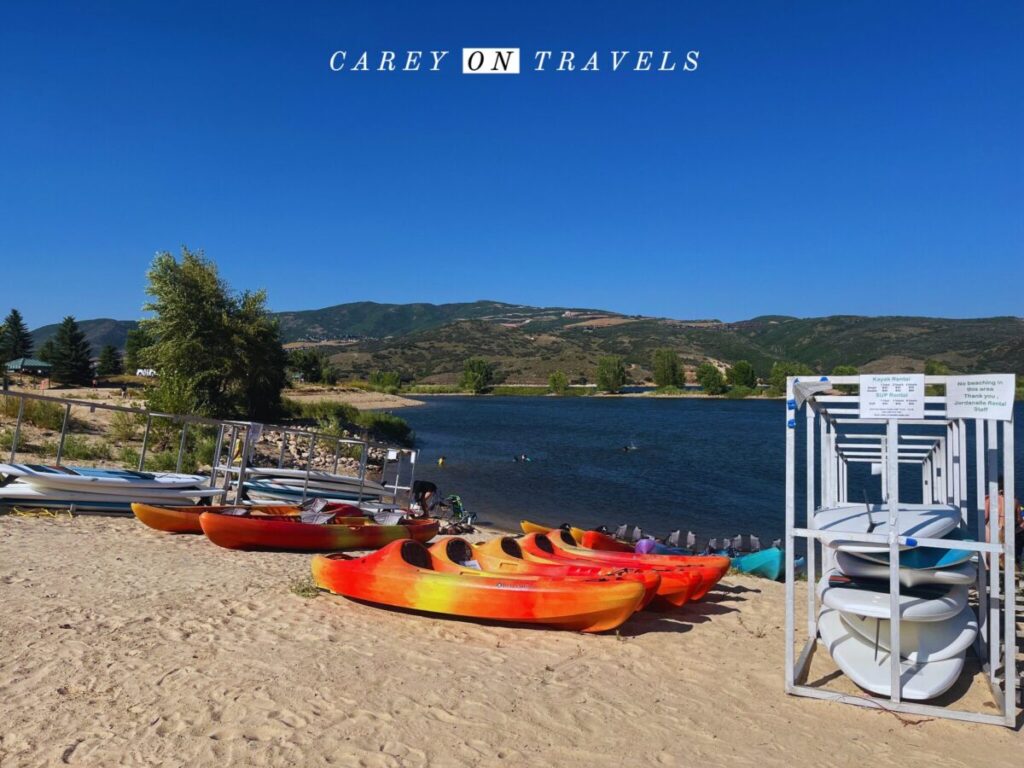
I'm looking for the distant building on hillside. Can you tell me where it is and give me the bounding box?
[5,357,52,376]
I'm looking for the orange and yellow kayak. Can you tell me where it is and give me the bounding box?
[131,502,362,534]
[431,536,661,609]
[199,512,438,551]
[311,540,645,632]
[519,520,586,544]
[533,530,729,601]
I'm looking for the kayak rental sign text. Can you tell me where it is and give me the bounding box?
[858,374,925,419]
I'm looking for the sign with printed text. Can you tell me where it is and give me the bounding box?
[945,374,1015,421]
[859,374,925,419]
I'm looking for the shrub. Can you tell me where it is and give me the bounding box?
[60,435,112,461]
[109,411,144,443]
[548,370,569,395]
[368,370,402,394]
[725,386,755,400]
[355,412,414,446]
[0,397,69,431]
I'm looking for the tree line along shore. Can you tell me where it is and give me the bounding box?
[4,248,1020,456]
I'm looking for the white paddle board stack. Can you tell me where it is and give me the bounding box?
[0,463,221,512]
[815,505,978,700]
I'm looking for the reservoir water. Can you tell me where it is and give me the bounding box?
[399,396,1024,543]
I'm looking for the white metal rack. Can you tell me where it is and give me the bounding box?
[784,374,1018,727]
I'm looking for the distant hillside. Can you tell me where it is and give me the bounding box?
[30,318,137,354]
[27,303,1024,383]
[325,313,1024,384]
[273,300,621,342]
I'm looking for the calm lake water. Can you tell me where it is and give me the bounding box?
[399,396,1024,544]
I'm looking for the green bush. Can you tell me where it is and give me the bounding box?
[355,412,414,446]
[60,435,112,461]
[725,386,755,400]
[368,370,401,394]
[0,397,69,431]
[547,371,569,395]
[0,429,13,452]
[109,411,144,443]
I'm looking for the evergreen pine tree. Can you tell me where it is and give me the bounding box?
[96,344,123,376]
[49,316,94,384]
[1,308,33,362]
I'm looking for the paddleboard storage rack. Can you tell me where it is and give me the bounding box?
[783,373,1018,727]
[1,390,416,510]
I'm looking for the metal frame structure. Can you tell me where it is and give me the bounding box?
[784,374,1018,727]
[1,390,416,510]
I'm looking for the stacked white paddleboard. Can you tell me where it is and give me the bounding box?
[221,466,390,503]
[814,503,978,700]
[0,464,222,512]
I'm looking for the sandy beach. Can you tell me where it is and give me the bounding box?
[0,514,1019,768]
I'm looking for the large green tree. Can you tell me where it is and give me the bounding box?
[651,348,683,388]
[96,344,123,376]
[596,355,626,393]
[0,308,33,362]
[767,361,816,396]
[48,316,94,384]
[460,357,494,394]
[123,326,154,373]
[696,362,727,395]
[726,360,757,389]
[141,247,287,419]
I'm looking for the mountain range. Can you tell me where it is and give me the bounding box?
[29,301,1024,384]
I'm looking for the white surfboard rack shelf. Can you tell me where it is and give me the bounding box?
[0,390,416,510]
[783,373,1018,727]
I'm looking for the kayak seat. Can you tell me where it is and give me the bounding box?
[445,538,474,565]
[400,540,434,570]
[557,529,575,546]
[534,536,556,555]
[500,538,523,558]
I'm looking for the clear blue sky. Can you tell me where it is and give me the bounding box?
[1,1,1021,329]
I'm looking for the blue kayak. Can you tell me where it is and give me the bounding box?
[731,547,783,580]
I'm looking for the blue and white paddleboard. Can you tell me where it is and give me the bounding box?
[814,503,961,554]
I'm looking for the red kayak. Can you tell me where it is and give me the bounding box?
[132,502,362,534]
[581,529,639,553]
[526,531,729,601]
[200,512,438,551]
[518,533,699,607]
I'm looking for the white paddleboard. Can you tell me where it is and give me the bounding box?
[1,464,206,491]
[260,477,388,496]
[834,551,976,587]
[818,609,965,700]
[815,503,960,553]
[818,570,967,622]
[220,466,386,491]
[0,482,224,508]
[842,606,978,663]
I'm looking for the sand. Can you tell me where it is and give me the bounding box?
[0,515,1020,768]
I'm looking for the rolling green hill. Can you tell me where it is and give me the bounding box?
[27,303,1024,384]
